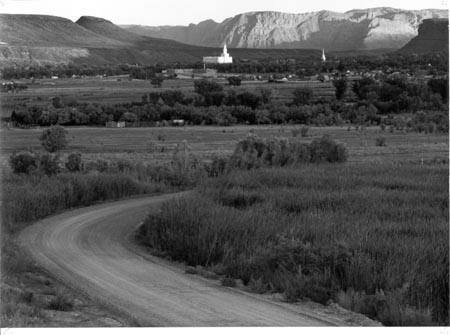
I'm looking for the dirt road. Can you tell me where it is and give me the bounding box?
[18,193,376,326]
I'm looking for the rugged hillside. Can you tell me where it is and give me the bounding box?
[123,8,448,51]
[0,14,126,47]
[400,18,449,53]
[0,14,320,67]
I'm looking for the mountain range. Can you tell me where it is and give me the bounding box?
[0,8,448,67]
[122,7,448,51]
[0,14,320,66]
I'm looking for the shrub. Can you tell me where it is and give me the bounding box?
[205,155,228,177]
[229,134,347,168]
[150,76,164,88]
[46,294,73,311]
[309,135,348,163]
[227,76,242,86]
[194,79,223,97]
[39,126,68,153]
[38,153,60,176]
[9,152,37,174]
[375,137,387,147]
[65,153,82,172]
[51,96,63,109]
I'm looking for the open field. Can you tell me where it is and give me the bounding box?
[0,77,335,117]
[1,125,447,169]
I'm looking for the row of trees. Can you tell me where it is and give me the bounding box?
[8,77,448,131]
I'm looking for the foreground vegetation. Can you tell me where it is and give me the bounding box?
[138,159,448,326]
[1,126,203,326]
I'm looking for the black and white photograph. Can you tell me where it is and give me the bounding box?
[0,0,448,330]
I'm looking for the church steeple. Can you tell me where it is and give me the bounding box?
[223,44,228,56]
[322,49,326,62]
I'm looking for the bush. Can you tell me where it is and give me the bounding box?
[309,135,348,163]
[229,134,347,168]
[150,76,164,88]
[205,155,228,177]
[227,76,241,86]
[65,153,82,172]
[375,137,387,147]
[9,152,37,174]
[51,96,64,109]
[39,126,68,153]
[46,294,73,311]
[194,79,223,97]
[38,153,60,176]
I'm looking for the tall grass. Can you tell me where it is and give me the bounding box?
[138,162,449,326]
[2,172,167,233]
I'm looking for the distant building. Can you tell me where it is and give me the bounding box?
[171,119,185,126]
[203,45,233,64]
[106,121,126,128]
[322,49,326,62]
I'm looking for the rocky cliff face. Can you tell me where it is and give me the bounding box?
[123,8,448,51]
[400,18,449,53]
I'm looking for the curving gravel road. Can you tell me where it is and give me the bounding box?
[18,193,372,326]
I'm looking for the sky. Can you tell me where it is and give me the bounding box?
[0,0,448,25]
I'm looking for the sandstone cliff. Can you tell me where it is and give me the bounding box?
[123,8,448,51]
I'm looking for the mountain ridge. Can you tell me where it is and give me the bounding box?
[0,14,321,67]
[122,8,448,51]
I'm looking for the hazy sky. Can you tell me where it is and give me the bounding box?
[1,0,448,25]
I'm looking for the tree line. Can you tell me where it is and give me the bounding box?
[8,76,449,132]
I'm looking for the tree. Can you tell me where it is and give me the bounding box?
[292,87,313,105]
[120,112,138,123]
[428,77,448,103]
[352,77,377,100]
[332,77,348,100]
[194,79,223,96]
[227,76,242,86]
[40,126,68,153]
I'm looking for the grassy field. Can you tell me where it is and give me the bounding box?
[0,77,334,117]
[139,162,449,326]
[1,125,447,170]
[1,122,448,326]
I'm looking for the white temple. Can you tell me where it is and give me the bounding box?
[203,44,233,64]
